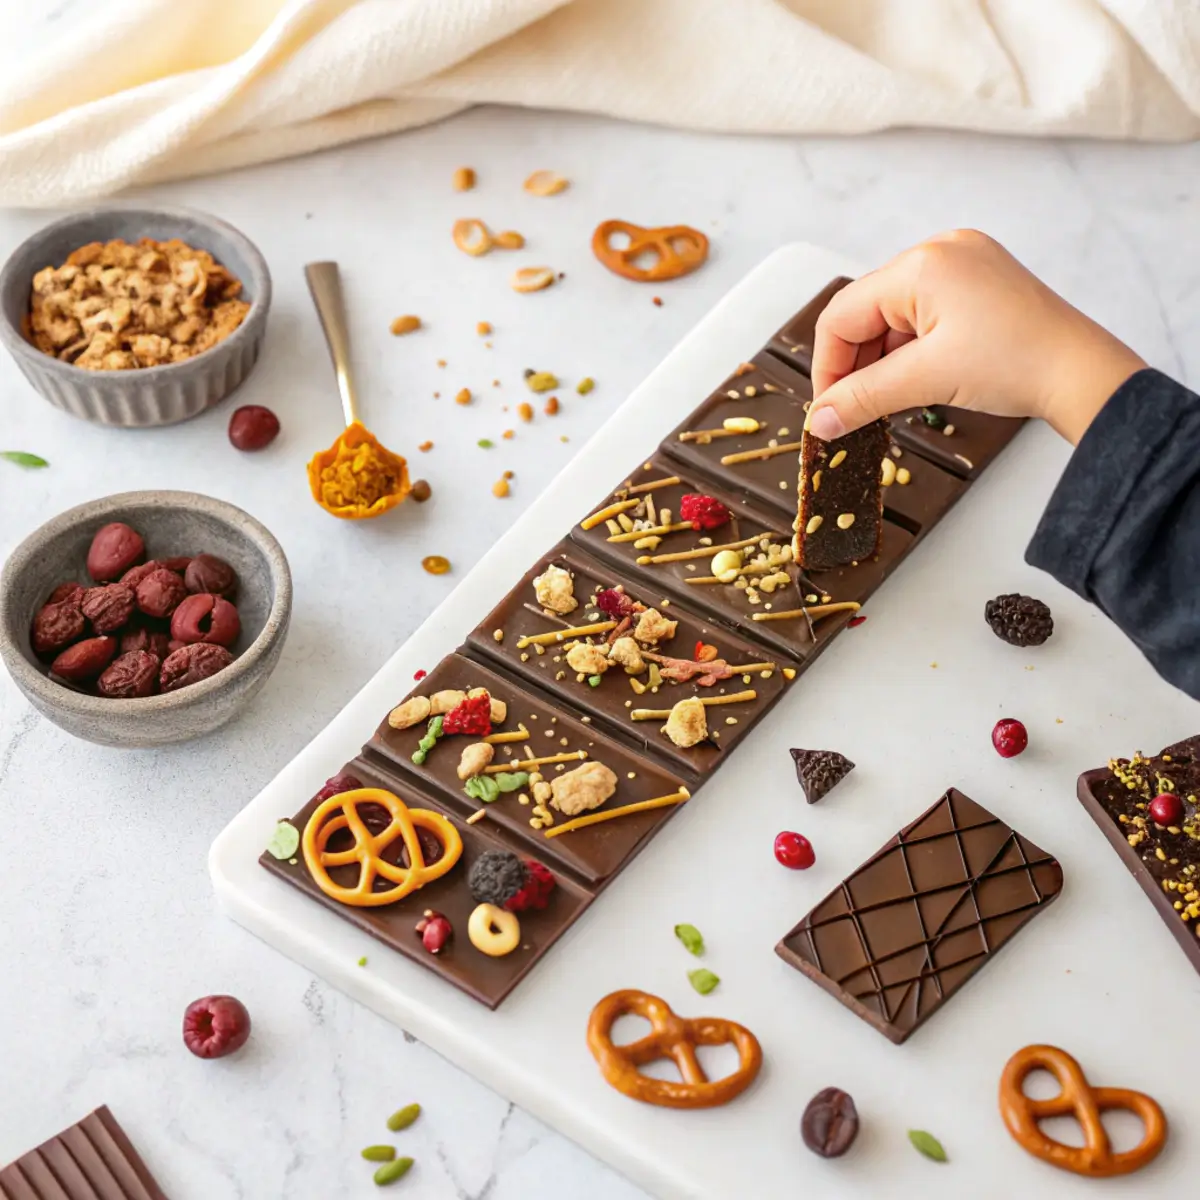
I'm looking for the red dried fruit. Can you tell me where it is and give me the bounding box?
[50,636,118,681]
[848,615,868,628]
[86,522,145,582]
[505,860,556,912]
[47,582,85,606]
[120,561,165,590]
[312,772,363,803]
[228,405,281,451]
[680,493,731,531]
[184,554,238,599]
[97,650,161,698]
[160,643,234,692]
[694,641,719,663]
[182,994,251,1059]
[595,587,636,620]
[415,910,453,954]
[413,669,427,681]
[31,600,86,655]
[81,583,136,634]
[442,692,492,737]
[774,830,815,870]
[160,556,194,574]
[171,593,241,647]
[992,718,1028,759]
[135,568,188,619]
[1149,792,1184,826]
[120,625,172,659]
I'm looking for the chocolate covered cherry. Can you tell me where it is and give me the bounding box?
[992,718,1028,759]
[774,831,815,870]
[171,593,240,647]
[1149,792,1184,827]
[182,994,251,1059]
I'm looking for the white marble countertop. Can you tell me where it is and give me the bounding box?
[1,77,1199,1198]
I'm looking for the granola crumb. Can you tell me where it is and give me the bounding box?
[452,166,476,191]
[455,388,472,405]
[390,315,421,336]
[418,440,433,452]
[437,359,447,367]
[652,296,663,307]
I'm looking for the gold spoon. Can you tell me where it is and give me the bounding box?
[304,261,411,519]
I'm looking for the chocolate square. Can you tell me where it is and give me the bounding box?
[366,653,689,887]
[0,1105,168,1200]
[879,447,968,539]
[1076,738,1200,975]
[889,407,1024,480]
[776,789,1063,1043]
[766,276,853,374]
[258,759,593,1010]
[467,542,798,777]
[661,352,812,516]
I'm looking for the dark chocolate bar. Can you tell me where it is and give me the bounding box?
[766,276,853,374]
[795,420,891,570]
[1076,737,1200,975]
[878,447,968,539]
[0,1106,168,1200]
[776,788,1063,1043]
[889,407,1023,480]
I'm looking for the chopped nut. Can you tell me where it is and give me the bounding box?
[452,218,493,257]
[527,371,559,392]
[836,513,856,530]
[664,697,708,747]
[455,388,472,405]
[533,563,577,614]
[390,315,421,336]
[710,549,743,583]
[523,170,569,197]
[896,467,912,485]
[388,694,431,730]
[880,457,897,486]
[576,377,595,395]
[457,741,495,780]
[550,760,617,816]
[607,636,646,674]
[517,402,534,422]
[476,321,492,336]
[492,629,504,643]
[829,449,847,469]
[634,607,677,645]
[805,515,823,535]
[452,166,476,191]
[565,642,610,676]
[492,478,510,498]
[418,440,433,452]
[811,470,822,493]
[544,396,560,416]
[723,417,760,434]
[511,267,556,293]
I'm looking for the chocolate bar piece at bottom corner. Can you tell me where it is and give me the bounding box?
[775,787,1063,1044]
[0,1104,169,1199]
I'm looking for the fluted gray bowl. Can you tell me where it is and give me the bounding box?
[0,206,271,427]
[0,492,291,747]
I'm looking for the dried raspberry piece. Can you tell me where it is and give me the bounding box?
[505,860,556,912]
[680,493,731,531]
[595,587,635,620]
[442,692,492,736]
[413,669,427,681]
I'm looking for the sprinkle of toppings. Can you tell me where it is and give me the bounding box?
[443,693,493,737]
[477,438,494,448]
[418,440,433,452]
[523,170,569,196]
[511,266,556,293]
[675,924,704,956]
[476,320,492,335]
[452,166,476,191]
[687,967,719,995]
[421,555,451,575]
[544,396,560,416]
[492,478,510,498]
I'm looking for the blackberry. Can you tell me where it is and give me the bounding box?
[985,594,1053,647]
[467,850,527,907]
[790,749,855,804]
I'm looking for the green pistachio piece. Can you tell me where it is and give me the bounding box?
[674,924,704,956]
[386,1103,421,1132]
[908,1130,947,1162]
[464,775,501,804]
[494,771,530,793]
[265,820,300,860]
[361,1145,395,1162]
[373,1156,414,1185]
[687,968,720,995]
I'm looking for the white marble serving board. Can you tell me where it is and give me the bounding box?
[210,243,1200,1199]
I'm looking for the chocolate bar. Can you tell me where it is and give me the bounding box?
[466,542,797,777]
[878,447,968,539]
[0,1105,168,1200]
[795,420,891,570]
[889,406,1023,480]
[1076,737,1200,975]
[766,276,852,374]
[776,789,1063,1043]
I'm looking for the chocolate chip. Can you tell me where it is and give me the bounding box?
[801,1087,859,1158]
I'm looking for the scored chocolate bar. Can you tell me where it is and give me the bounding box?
[766,276,853,375]
[889,406,1024,481]
[776,788,1063,1044]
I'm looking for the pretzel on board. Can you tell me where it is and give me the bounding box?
[586,989,762,1109]
[591,220,709,283]
[999,1044,1167,1177]
[302,787,462,908]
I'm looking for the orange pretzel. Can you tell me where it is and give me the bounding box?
[999,1045,1167,1177]
[592,220,709,283]
[301,787,462,908]
[586,989,762,1109]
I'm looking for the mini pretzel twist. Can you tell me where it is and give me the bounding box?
[302,787,463,908]
[587,989,762,1109]
[999,1045,1167,1177]
[591,220,709,283]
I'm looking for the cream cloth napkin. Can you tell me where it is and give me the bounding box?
[1,0,1197,208]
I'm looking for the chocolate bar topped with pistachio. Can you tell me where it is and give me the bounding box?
[795,420,891,570]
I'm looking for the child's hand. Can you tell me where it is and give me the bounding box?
[806,229,1145,446]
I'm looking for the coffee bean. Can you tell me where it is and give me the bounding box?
[801,1087,859,1158]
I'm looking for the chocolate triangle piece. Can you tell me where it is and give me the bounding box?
[790,748,855,804]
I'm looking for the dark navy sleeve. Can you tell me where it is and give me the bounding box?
[1027,368,1200,700]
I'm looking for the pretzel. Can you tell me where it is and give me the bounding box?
[592,220,709,283]
[586,989,761,1109]
[302,787,463,908]
[999,1045,1167,1177]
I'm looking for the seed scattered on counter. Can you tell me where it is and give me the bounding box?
[362,1145,396,1163]
[502,429,515,439]
[389,315,421,336]
[493,478,510,498]
[493,230,526,250]
[476,321,492,335]
[526,371,558,392]
[422,556,451,576]
[455,388,472,405]
[418,441,433,452]
[410,480,432,503]
[492,379,501,387]
[576,377,595,395]
[357,956,368,967]
[544,396,559,416]
[517,402,534,422]
[0,450,48,469]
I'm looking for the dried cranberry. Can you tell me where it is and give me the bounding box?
[228,405,280,451]
[81,583,136,634]
[120,561,165,590]
[992,718,1028,759]
[442,692,492,736]
[774,831,815,870]
[679,493,731,531]
[120,626,172,659]
[86,522,145,582]
[135,568,188,619]
[312,773,363,803]
[415,911,452,954]
[46,581,85,606]
[595,587,636,620]
[97,650,161,698]
[160,643,234,692]
[171,593,240,647]
[1149,792,1184,826]
[184,554,238,599]
[31,600,86,655]
[182,995,251,1059]
[50,636,118,681]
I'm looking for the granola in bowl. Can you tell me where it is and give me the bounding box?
[29,237,250,371]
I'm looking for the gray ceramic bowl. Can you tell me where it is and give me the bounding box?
[0,205,271,427]
[0,492,291,747]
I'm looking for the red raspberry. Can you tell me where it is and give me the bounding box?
[680,493,731,531]
[774,831,815,870]
[442,692,492,736]
[595,588,636,620]
[992,718,1028,758]
[1149,792,1184,826]
[505,860,556,912]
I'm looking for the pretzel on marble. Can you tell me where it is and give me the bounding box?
[586,989,762,1109]
[999,1044,1167,1177]
[302,787,462,908]
[591,220,709,283]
